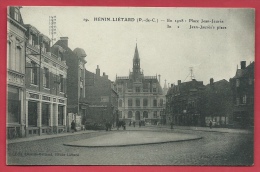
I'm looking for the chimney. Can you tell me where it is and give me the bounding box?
[158,74,161,85]
[171,84,173,88]
[178,80,181,85]
[103,72,108,79]
[210,78,214,85]
[241,61,246,69]
[96,65,100,76]
[60,37,69,47]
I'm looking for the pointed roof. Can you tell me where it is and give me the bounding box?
[133,43,140,60]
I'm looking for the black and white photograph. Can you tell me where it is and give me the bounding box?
[7,7,254,165]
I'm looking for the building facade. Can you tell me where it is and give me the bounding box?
[7,6,27,138]
[166,79,205,126]
[85,66,119,125]
[24,25,68,136]
[54,38,88,130]
[230,61,254,128]
[115,45,165,125]
[200,78,233,127]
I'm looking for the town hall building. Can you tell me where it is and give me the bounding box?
[115,44,165,125]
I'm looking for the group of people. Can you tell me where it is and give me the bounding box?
[128,120,145,127]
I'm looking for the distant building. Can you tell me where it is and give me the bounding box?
[85,66,119,125]
[7,6,27,138]
[230,61,254,128]
[115,44,165,125]
[54,37,88,130]
[166,79,205,126]
[201,78,233,127]
[24,25,68,136]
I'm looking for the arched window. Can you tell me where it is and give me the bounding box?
[119,99,123,107]
[128,111,133,118]
[135,111,140,120]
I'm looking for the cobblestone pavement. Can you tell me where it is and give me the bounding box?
[7,126,253,165]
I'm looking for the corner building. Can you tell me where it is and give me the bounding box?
[115,44,165,124]
[7,7,27,138]
[24,25,68,136]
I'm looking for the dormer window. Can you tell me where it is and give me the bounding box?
[14,8,19,22]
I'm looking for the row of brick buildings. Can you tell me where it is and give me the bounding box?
[7,7,119,139]
[165,61,254,128]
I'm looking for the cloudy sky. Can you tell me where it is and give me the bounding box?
[20,7,255,86]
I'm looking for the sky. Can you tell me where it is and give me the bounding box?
[20,7,255,86]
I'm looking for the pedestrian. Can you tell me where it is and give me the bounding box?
[133,121,136,127]
[139,121,141,128]
[122,121,126,130]
[71,120,76,133]
[170,121,173,129]
[129,121,132,126]
[209,120,213,129]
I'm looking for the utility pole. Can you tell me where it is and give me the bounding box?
[190,67,195,80]
[49,16,57,46]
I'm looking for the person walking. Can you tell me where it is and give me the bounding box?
[139,121,141,128]
[209,120,213,129]
[133,121,136,127]
[71,120,76,133]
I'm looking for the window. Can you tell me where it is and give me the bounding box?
[59,75,64,92]
[153,88,157,92]
[43,68,49,88]
[28,101,37,126]
[153,111,157,118]
[153,99,157,107]
[160,99,163,106]
[29,35,35,46]
[128,99,132,107]
[136,87,140,92]
[8,41,12,69]
[58,106,64,125]
[128,111,132,118]
[243,95,247,104]
[119,99,123,107]
[31,62,38,85]
[15,46,21,72]
[14,8,19,21]
[136,98,140,107]
[8,87,20,124]
[42,103,49,126]
[236,79,240,87]
[143,111,148,118]
[143,98,148,107]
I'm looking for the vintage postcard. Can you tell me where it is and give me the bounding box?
[7,7,254,165]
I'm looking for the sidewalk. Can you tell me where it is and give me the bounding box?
[146,124,253,134]
[7,130,97,144]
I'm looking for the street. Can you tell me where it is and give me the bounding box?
[7,126,253,165]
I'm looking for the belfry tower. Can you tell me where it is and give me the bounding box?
[133,44,141,81]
